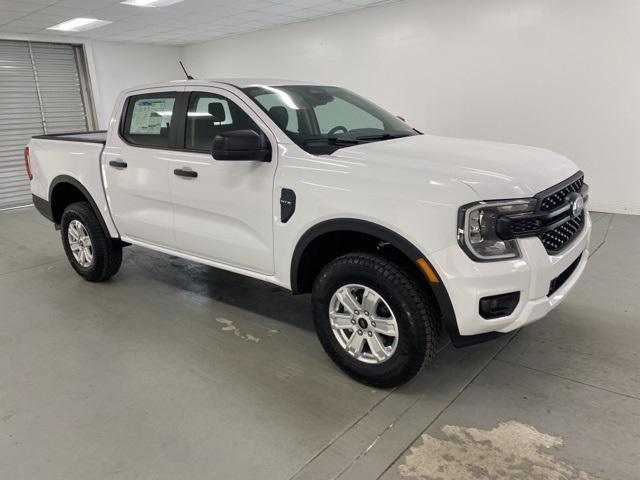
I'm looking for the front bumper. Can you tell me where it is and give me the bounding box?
[430,212,592,338]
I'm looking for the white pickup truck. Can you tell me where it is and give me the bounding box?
[25,79,591,386]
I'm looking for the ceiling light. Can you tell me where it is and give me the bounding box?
[47,18,112,32]
[120,0,184,7]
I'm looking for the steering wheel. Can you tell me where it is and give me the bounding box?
[328,125,348,136]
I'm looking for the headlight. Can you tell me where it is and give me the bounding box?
[458,199,537,261]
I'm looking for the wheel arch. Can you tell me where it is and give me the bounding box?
[49,175,111,237]
[291,219,424,292]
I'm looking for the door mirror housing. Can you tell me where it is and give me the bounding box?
[211,129,271,162]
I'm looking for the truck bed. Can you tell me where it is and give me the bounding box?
[27,130,119,236]
[32,131,107,144]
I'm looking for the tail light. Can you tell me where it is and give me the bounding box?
[24,146,33,180]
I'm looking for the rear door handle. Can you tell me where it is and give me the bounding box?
[109,159,127,169]
[174,168,198,178]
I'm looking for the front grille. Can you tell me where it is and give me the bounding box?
[540,175,584,211]
[540,212,585,253]
[510,218,542,235]
[548,253,583,296]
[498,172,588,255]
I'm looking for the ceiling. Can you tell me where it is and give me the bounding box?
[0,0,397,46]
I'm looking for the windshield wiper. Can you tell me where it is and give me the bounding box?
[302,137,361,146]
[355,133,409,141]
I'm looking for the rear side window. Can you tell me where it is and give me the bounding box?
[122,93,178,147]
[185,92,261,151]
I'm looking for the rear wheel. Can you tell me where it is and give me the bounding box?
[61,202,122,282]
[311,253,437,387]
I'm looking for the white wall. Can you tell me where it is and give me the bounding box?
[184,0,640,214]
[85,41,182,129]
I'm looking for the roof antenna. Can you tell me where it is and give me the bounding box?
[179,61,194,80]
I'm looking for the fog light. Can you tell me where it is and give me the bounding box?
[479,292,520,319]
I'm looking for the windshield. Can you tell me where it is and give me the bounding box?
[242,85,419,154]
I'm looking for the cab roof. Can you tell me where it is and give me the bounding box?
[206,78,320,88]
[162,78,319,88]
[121,78,323,96]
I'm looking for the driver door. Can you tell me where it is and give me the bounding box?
[168,87,277,274]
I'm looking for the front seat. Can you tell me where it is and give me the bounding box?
[268,106,289,131]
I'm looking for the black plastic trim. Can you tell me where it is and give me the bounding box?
[173,91,190,149]
[290,219,425,292]
[448,329,506,347]
[109,160,127,169]
[174,168,198,178]
[548,253,583,296]
[497,184,589,240]
[32,194,54,222]
[48,175,113,238]
[32,130,107,144]
[280,188,296,223]
[479,291,521,319]
[534,170,584,209]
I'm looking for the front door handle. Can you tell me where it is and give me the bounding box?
[174,168,198,178]
[109,159,127,169]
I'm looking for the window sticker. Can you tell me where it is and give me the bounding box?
[129,98,175,135]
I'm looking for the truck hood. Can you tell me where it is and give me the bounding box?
[331,134,579,199]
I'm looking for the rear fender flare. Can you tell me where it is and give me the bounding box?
[49,175,113,238]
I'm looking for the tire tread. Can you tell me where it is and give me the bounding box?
[312,252,438,387]
[61,202,122,282]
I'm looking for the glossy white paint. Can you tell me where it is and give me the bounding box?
[331,135,578,200]
[168,85,279,274]
[102,85,184,247]
[28,138,119,237]
[28,79,591,338]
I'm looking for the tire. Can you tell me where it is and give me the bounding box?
[61,201,122,282]
[311,253,437,388]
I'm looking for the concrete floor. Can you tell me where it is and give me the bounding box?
[0,208,638,480]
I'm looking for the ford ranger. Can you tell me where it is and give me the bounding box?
[25,79,591,387]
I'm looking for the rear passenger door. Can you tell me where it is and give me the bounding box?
[102,89,184,247]
[168,87,277,274]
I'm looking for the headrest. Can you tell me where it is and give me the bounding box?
[208,102,226,122]
[268,106,289,130]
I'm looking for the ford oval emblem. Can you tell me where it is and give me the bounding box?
[568,193,585,218]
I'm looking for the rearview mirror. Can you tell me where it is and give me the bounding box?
[212,130,271,162]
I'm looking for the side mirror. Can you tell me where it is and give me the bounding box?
[212,129,271,162]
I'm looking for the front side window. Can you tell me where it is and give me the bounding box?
[243,85,418,154]
[185,92,261,151]
[123,93,177,147]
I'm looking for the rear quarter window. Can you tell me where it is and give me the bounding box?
[122,93,178,147]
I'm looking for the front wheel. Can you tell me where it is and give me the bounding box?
[61,202,122,282]
[311,253,437,388]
